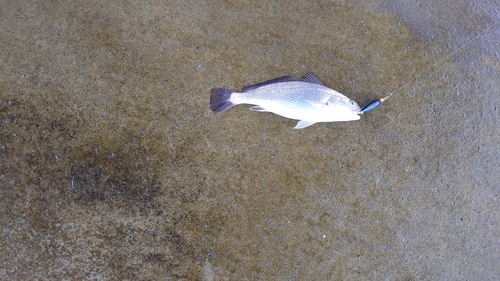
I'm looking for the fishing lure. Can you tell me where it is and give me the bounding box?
[359,92,394,114]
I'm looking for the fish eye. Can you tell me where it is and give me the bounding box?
[349,100,355,105]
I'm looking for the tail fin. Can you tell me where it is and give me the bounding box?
[210,88,236,113]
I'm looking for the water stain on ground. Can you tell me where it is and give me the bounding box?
[1,0,499,280]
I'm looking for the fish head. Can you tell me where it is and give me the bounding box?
[345,98,362,114]
[326,96,362,121]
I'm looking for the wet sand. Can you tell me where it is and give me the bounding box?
[1,0,499,279]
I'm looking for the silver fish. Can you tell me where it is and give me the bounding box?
[210,72,361,129]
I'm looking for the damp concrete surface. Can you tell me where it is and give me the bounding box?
[1,0,499,280]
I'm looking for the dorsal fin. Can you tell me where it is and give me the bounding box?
[242,76,299,92]
[300,72,324,85]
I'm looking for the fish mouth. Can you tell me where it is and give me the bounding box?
[352,106,362,115]
[347,99,362,114]
[352,111,362,120]
[350,105,362,118]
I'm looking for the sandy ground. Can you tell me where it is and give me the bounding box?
[1,0,499,280]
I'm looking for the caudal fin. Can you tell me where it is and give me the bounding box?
[210,88,236,113]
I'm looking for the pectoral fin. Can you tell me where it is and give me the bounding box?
[249,105,268,112]
[294,120,316,129]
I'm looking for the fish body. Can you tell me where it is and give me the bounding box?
[210,72,361,129]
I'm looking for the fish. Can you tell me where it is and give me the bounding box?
[210,72,361,129]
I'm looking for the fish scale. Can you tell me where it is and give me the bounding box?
[210,72,361,129]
